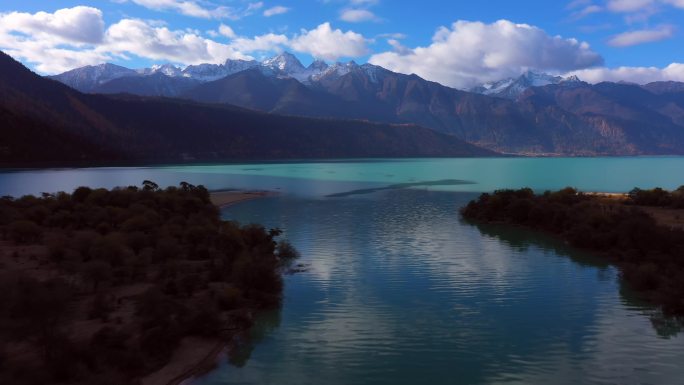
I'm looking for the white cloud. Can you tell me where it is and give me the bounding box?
[3,42,110,74]
[2,11,256,73]
[664,0,684,7]
[567,0,594,9]
[120,0,263,20]
[369,20,603,89]
[225,22,370,60]
[245,2,265,15]
[0,5,372,73]
[599,0,684,13]
[290,22,369,60]
[0,6,104,45]
[0,6,109,73]
[376,32,407,39]
[607,24,674,46]
[103,18,250,64]
[218,24,236,38]
[571,5,604,19]
[567,62,684,83]
[230,33,289,53]
[340,9,378,22]
[568,0,684,23]
[123,0,230,19]
[606,0,656,12]
[350,0,380,4]
[263,6,290,17]
[387,39,411,55]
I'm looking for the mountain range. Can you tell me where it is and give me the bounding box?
[469,71,583,100]
[0,51,492,166]
[48,52,684,156]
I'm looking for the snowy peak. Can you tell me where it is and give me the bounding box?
[562,75,582,84]
[471,71,584,99]
[89,63,137,79]
[518,70,563,87]
[224,59,258,73]
[182,59,258,82]
[140,64,182,77]
[308,59,329,72]
[51,53,387,92]
[262,52,305,73]
[48,63,139,92]
[312,61,361,82]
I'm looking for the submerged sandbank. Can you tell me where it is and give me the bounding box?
[209,190,275,207]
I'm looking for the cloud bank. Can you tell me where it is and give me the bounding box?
[567,63,684,84]
[369,20,604,89]
[0,6,683,88]
[0,6,369,73]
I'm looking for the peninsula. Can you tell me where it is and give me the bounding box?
[0,181,297,385]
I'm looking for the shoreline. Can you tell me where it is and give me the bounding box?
[144,190,275,385]
[461,187,684,316]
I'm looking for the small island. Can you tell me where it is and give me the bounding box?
[0,181,297,385]
[461,186,684,317]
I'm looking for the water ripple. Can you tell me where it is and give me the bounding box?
[192,189,684,385]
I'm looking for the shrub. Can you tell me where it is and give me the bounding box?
[276,240,300,261]
[81,260,112,292]
[9,220,42,244]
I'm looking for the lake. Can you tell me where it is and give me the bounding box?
[1,157,683,385]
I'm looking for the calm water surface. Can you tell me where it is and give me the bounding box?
[1,158,683,384]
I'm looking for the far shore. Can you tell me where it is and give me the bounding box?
[209,190,276,207]
[585,191,628,200]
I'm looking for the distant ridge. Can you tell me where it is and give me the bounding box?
[47,52,684,156]
[0,51,494,166]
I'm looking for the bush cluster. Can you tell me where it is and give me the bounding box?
[627,186,684,208]
[0,182,297,385]
[461,187,684,316]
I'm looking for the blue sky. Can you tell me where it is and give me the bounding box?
[1,0,683,87]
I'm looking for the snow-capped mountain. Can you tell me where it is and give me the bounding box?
[137,63,182,77]
[51,58,587,99]
[29,49,684,157]
[471,71,583,99]
[182,59,258,82]
[308,59,329,73]
[51,52,344,92]
[262,52,305,74]
[49,63,138,92]
[260,52,336,83]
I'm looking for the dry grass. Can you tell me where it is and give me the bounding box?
[638,206,684,230]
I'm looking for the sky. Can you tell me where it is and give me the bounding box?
[1,0,684,88]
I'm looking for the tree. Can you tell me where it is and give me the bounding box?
[88,293,114,321]
[82,260,112,292]
[276,240,300,261]
[9,220,42,244]
[72,186,92,203]
[142,180,159,192]
[179,181,195,191]
[9,277,71,361]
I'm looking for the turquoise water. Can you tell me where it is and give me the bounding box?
[2,157,684,197]
[1,158,683,384]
